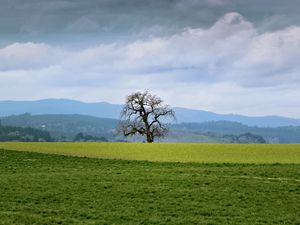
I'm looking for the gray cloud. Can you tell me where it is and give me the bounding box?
[1,0,300,46]
[0,12,300,117]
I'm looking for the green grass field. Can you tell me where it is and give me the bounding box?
[0,142,300,163]
[0,143,299,224]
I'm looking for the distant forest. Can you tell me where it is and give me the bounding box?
[0,115,109,142]
[0,123,52,142]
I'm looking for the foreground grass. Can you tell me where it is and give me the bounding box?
[0,142,300,163]
[0,149,299,225]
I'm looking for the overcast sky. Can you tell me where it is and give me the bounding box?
[1,0,300,117]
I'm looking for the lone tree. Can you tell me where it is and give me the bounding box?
[119,91,175,143]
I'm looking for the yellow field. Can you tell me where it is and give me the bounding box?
[0,142,300,163]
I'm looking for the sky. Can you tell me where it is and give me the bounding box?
[0,0,300,118]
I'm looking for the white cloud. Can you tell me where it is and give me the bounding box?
[0,12,300,117]
[0,42,65,71]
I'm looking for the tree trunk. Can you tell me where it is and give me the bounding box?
[146,132,153,143]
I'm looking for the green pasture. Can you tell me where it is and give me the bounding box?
[0,149,299,225]
[0,142,300,163]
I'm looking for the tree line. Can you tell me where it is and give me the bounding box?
[0,122,107,142]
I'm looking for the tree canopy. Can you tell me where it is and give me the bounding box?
[119,91,175,143]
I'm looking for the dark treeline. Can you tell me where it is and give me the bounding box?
[223,132,266,144]
[1,113,116,141]
[0,124,109,142]
[73,132,108,142]
[0,124,52,142]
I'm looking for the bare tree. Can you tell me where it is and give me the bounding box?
[118,91,175,143]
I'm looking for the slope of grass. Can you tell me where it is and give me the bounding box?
[0,149,299,225]
[0,142,300,163]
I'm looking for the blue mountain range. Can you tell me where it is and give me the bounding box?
[0,99,299,127]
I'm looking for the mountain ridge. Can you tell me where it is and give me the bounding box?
[0,98,300,127]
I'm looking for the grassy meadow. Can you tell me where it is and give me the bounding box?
[0,142,300,163]
[0,143,299,224]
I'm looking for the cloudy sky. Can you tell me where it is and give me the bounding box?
[1,0,300,118]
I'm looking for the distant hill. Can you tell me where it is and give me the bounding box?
[0,113,117,141]
[172,121,300,143]
[1,99,300,127]
[1,113,300,143]
[0,124,52,142]
[174,108,300,127]
[0,99,121,119]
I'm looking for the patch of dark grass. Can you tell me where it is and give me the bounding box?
[0,149,299,224]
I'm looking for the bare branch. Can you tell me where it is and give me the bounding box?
[118,91,176,143]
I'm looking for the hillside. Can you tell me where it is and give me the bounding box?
[1,113,300,143]
[1,99,300,127]
[172,121,300,143]
[0,113,117,141]
[0,124,52,142]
